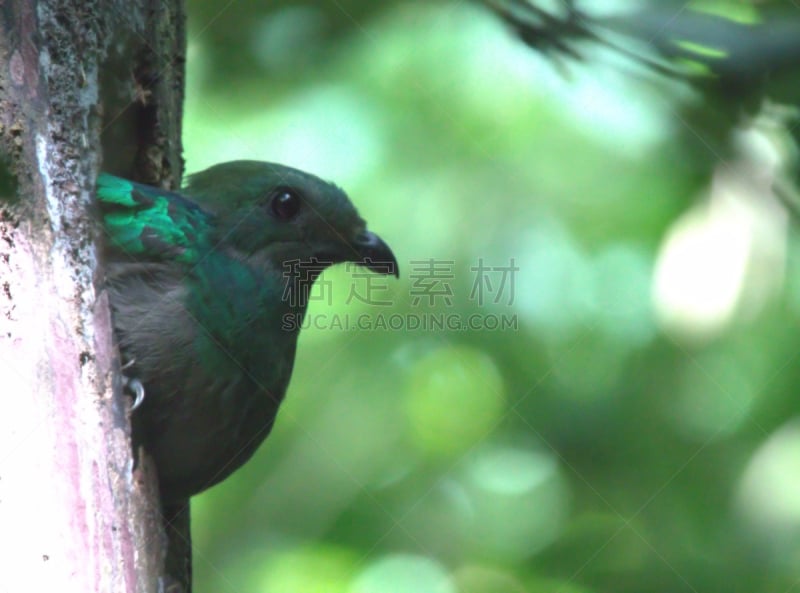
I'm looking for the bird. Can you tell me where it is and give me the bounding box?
[97,160,398,503]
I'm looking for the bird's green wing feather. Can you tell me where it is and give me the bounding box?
[97,173,214,264]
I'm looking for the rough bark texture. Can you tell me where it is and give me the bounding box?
[0,1,185,591]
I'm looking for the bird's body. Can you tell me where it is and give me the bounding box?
[107,254,297,500]
[98,161,397,502]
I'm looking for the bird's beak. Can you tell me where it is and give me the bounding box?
[350,230,399,277]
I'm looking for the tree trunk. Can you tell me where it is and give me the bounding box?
[0,1,186,591]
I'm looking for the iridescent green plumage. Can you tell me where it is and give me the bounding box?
[98,161,398,502]
[98,174,212,264]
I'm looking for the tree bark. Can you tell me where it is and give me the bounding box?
[0,1,185,591]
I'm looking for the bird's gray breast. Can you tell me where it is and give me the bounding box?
[107,258,299,501]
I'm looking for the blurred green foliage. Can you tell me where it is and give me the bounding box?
[184,1,800,592]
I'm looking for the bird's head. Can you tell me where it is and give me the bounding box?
[183,160,399,278]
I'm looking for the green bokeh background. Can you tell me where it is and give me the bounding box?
[184,1,800,591]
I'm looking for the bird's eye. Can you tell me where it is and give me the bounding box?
[270,189,301,220]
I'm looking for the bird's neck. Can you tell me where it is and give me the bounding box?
[277,260,326,318]
[243,247,331,321]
